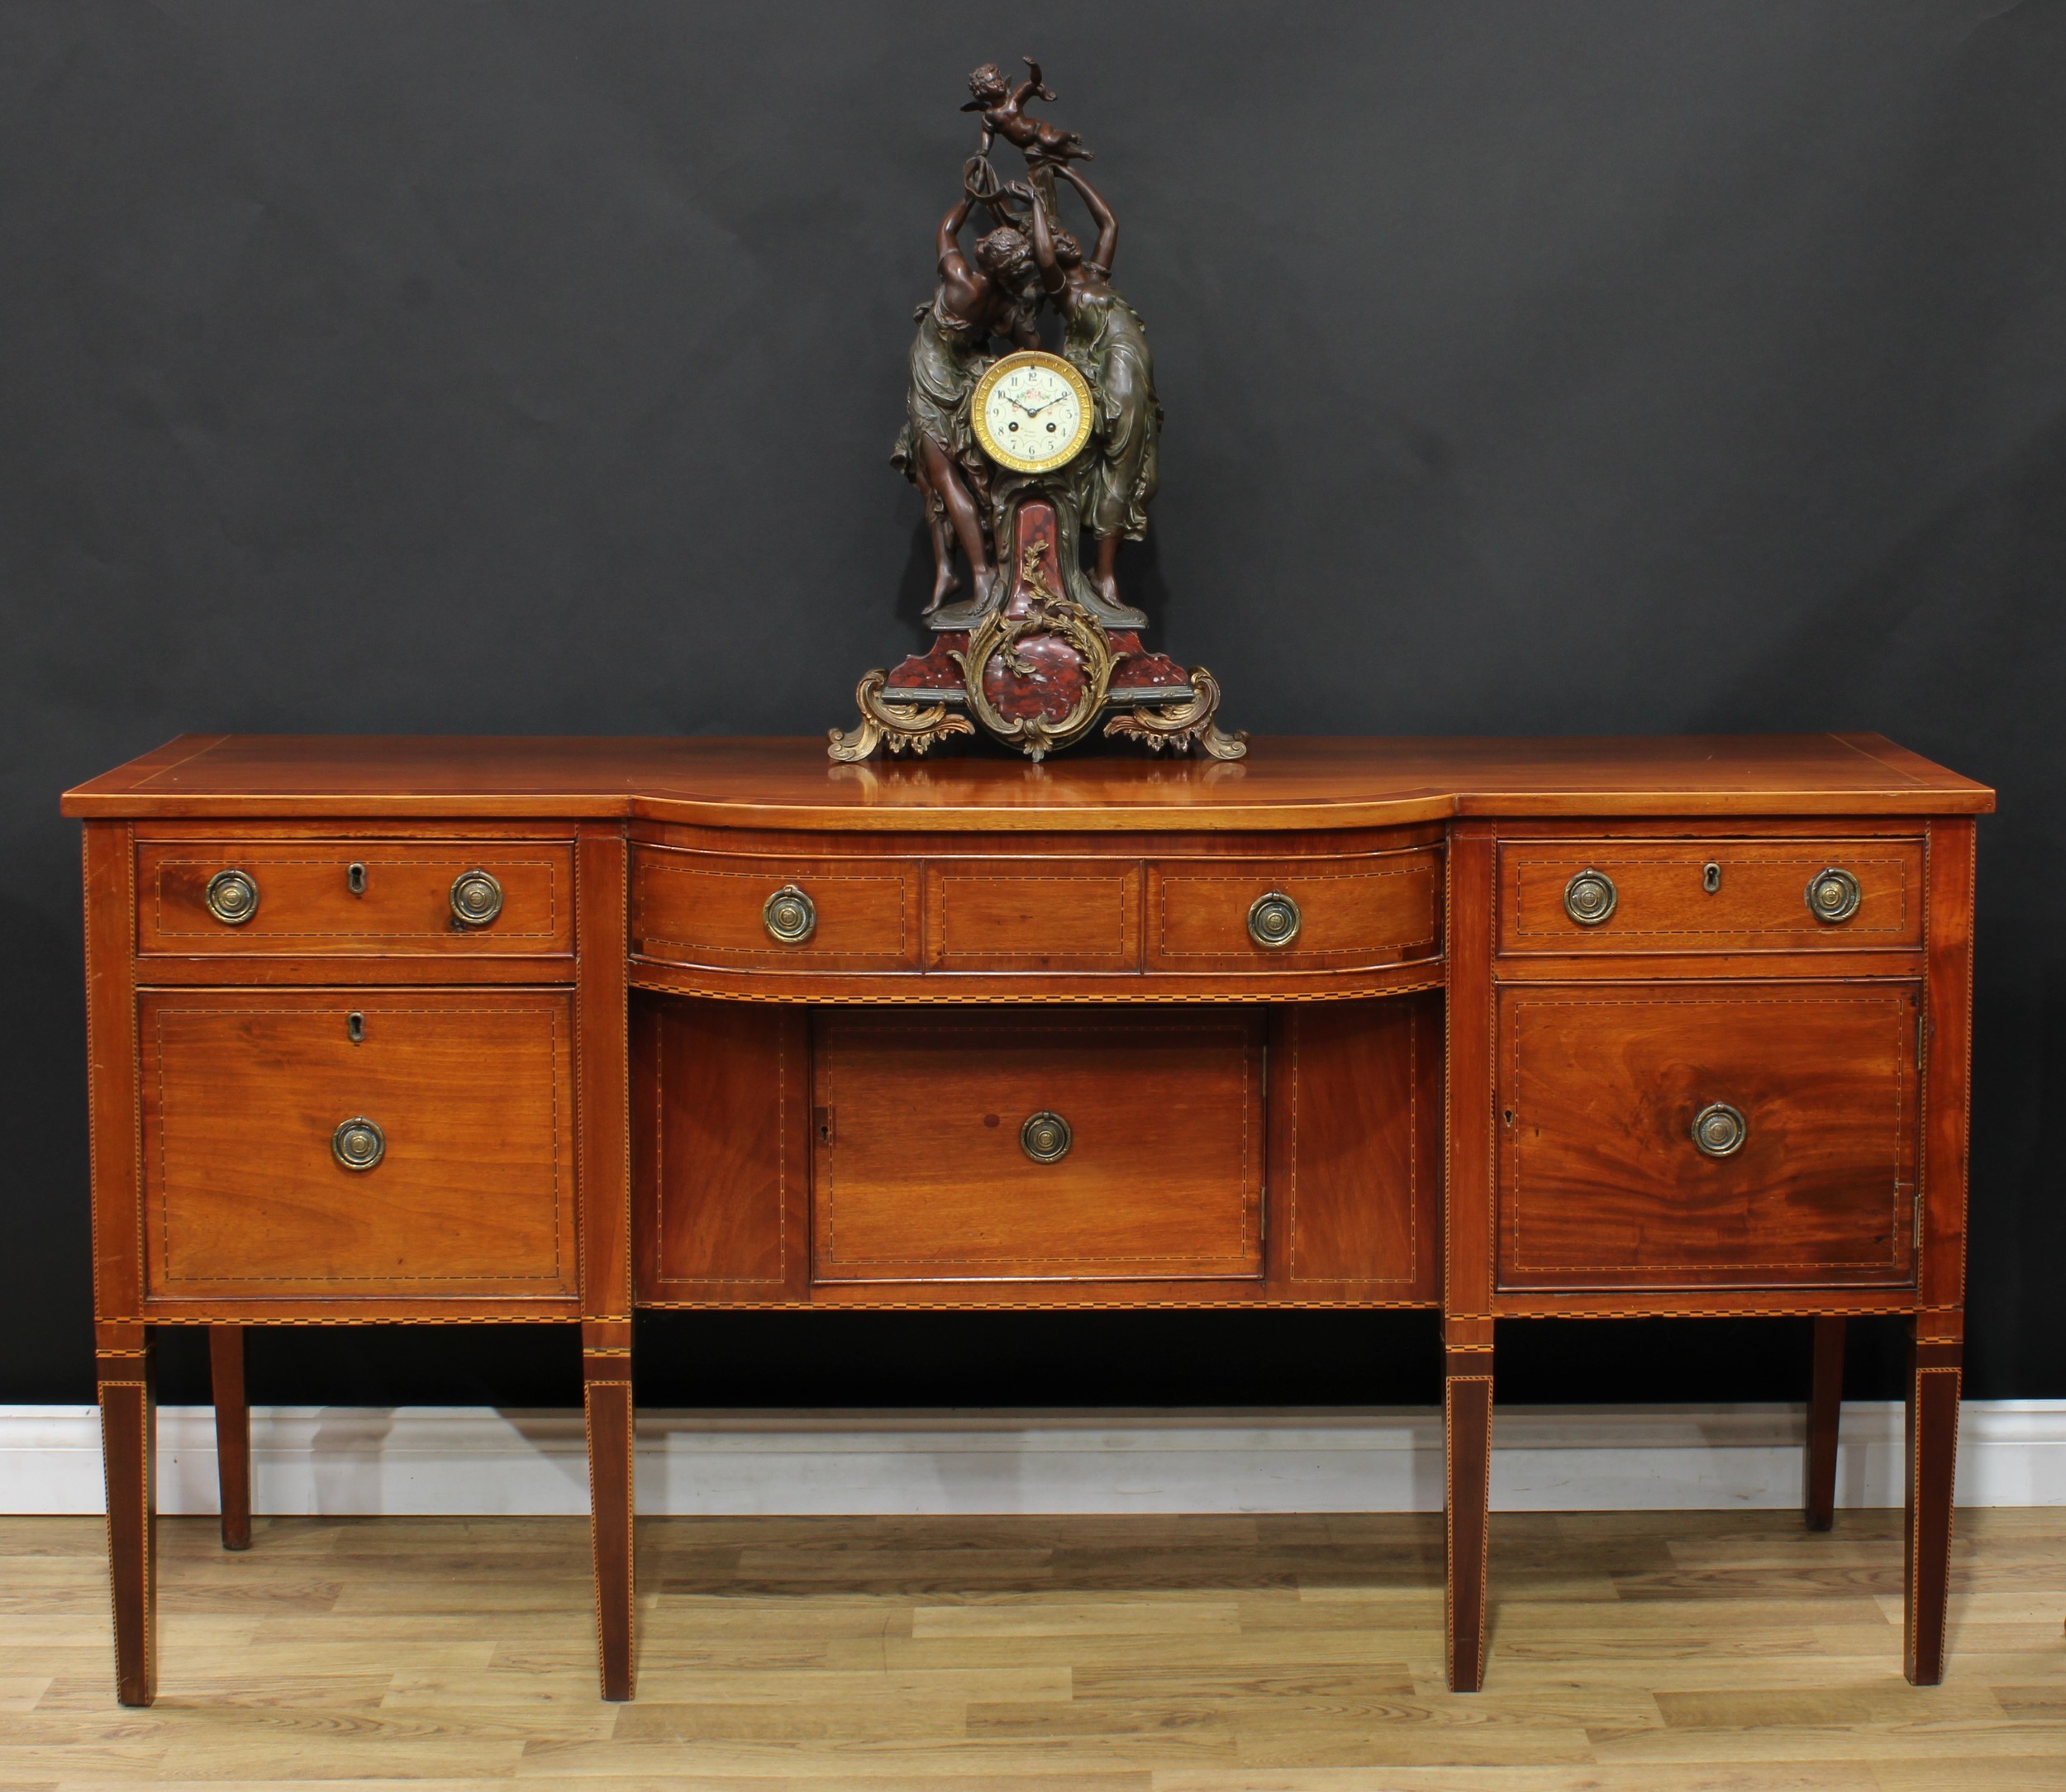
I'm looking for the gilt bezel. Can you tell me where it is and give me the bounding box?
[970,349,1095,474]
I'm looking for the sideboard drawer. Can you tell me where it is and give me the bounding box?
[924,858,1141,972]
[631,845,921,972]
[1145,848,1441,973]
[136,839,574,957]
[812,1008,1265,1281]
[138,990,577,1300]
[1497,982,1920,1291]
[1497,837,1925,956]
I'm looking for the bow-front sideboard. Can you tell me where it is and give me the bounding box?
[64,734,1992,1704]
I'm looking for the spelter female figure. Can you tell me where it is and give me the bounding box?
[1020,164,1161,615]
[892,192,1040,614]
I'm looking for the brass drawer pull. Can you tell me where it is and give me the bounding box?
[1247,891,1302,948]
[1563,867,1617,926]
[1021,1110,1073,1163]
[449,869,504,928]
[764,884,816,944]
[204,868,259,926]
[331,1117,386,1172]
[1691,1102,1747,1158]
[1806,867,1861,924]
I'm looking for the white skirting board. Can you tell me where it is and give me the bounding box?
[2,1402,2063,1517]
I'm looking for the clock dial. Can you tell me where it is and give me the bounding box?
[972,352,1093,473]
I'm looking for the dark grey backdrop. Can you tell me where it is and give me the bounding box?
[3,1,2060,1412]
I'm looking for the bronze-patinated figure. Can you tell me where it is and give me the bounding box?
[891,192,1040,615]
[962,58,1091,168]
[1018,165,1161,617]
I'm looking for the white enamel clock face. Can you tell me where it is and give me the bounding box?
[972,350,1093,474]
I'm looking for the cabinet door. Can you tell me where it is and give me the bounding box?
[812,1008,1266,1283]
[1273,996,1440,1301]
[1497,982,1920,1291]
[635,995,808,1305]
[139,990,577,1301]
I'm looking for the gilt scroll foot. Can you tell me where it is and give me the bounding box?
[827,672,977,763]
[1103,666,1249,759]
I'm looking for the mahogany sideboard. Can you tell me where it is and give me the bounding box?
[63,733,1992,1704]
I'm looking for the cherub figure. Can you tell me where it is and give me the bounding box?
[963,57,1092,167]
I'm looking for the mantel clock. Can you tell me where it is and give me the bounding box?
[831,58,1244,763]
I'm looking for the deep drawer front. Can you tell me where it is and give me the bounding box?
[1497,982,1920,1291]
[138,990,577,1299]
[1145,848,1441,972]
[925,859,1141,972]
[631,845,921,972]
[1497,837,1925,955]
[136,840,574,957]
[812,1009,1265,1281]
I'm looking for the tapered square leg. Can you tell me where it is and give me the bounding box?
[1804,1316,1845,1533]
[583,1324,635,1700]
[209,1326,252,1551]
[1444,1347,1493,1692]
[1904,1328,1962,1685]
[98,1333,156,1707]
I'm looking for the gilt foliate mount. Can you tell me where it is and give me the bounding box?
[830,58,1245,763]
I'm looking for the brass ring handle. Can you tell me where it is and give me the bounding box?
[1806,867,1861,924]
[1247,891,1302,949]
[1564,867,1617,926]
[1021,1110,1073,1163]
[449,869,504,927]
[1692,1102,1747,1158]
[763,884,816,944]
[331,1117,386,1172]
[204,868,259,925]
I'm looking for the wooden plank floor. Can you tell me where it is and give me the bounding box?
[1,1508,2061,1788]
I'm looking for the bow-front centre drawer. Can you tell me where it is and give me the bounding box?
[136,839,574,957]
[631,845,921,973]
[1145,848,1442,973]
[1497,836,1925,956]
[924,858,1141,972]
[137,989,577,1301]
[1496,981,1921,1291]
[812,1008,1265,1282]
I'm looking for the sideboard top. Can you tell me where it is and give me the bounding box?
[62,734,1994,829]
